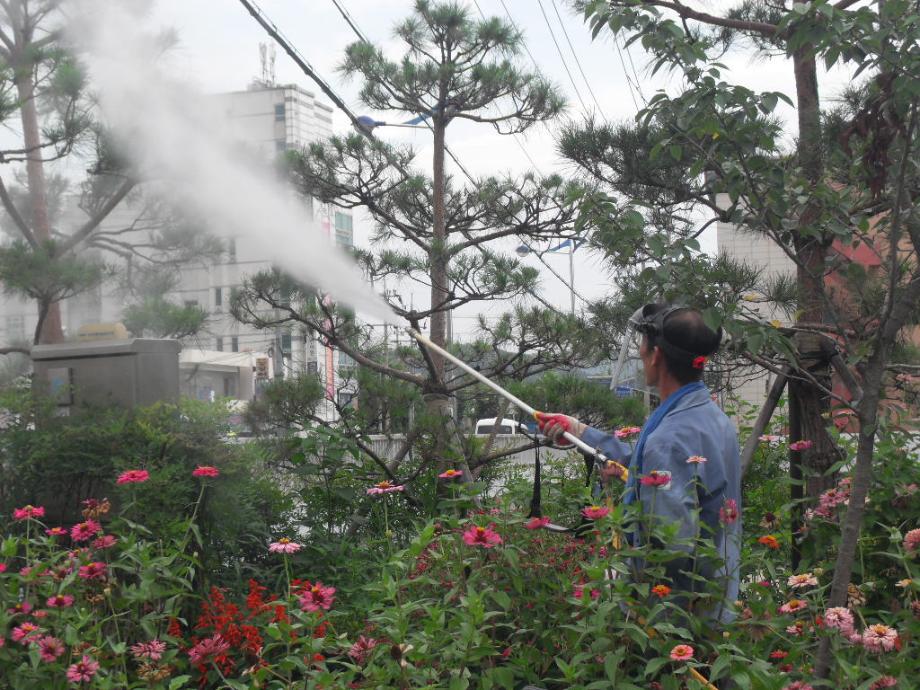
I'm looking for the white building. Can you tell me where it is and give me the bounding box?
[0,83,356,418]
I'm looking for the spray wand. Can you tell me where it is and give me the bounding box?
[406,329,629,483]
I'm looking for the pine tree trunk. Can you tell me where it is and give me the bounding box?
[16,71,64,344]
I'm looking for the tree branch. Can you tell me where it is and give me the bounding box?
[0,175,38,248]
[59,178,135,254]
[634,0,778,36]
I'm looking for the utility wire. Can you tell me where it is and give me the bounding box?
[535,0,588,113]
[549,0,603,112]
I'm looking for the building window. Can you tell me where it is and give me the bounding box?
[184,300,199,308]
[275,139,287,154]
[214,287,222,308]
[281,332,292,354]
[334,211,354,247]
[274,103,285,121]
[231,336,239,352]
[216,337,224,352]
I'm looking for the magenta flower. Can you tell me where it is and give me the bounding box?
[348,635,378,665]
[13,505,45,521]
[462,524,503,548]
[614,426,642,439]
[0,563,6,573]
[639,471,670,487]
[524,516,551,530]
[192,465,220,478]
[70,520,102,543]
[299,582,336,612]
[903,528,920,553]
[78,562,108,580]
[37,636,65,662]
[130,639,166,661]
[188,634,230,665]
[366,480,405,495]
[46,594,74,608]
[91,535,118,550]
[581,505,611,520]
[573,584,600,600]
[268,538,302,554]
[719,498,739,525]
[8,600,33,616]
[66,655,100,683]
[116,469,150,485]
[789,440,813,451]
[45,527,67,538]
[669,644,694,661]
[438,469,463,479]
[11,622,41,643]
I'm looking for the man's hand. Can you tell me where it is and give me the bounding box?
[535,412,585,446]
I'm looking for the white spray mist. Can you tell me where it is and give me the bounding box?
[68,1,396,324]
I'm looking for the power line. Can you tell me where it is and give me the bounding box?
[549,0,603,112]
[534,0,588,113]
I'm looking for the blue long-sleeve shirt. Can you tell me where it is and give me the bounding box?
[581,387,741,622]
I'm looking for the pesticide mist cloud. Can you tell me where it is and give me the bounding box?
[68,0,396,323]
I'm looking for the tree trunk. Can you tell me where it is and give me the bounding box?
[788,47,836,499]
[15,71,64,344]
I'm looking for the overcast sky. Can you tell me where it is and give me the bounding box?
[145,0,851,339]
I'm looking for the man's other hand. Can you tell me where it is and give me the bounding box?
[535,412,585,446]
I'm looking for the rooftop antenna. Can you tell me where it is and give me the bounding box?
[259,42,276,86]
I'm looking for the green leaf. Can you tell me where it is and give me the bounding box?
[169,676,192,690]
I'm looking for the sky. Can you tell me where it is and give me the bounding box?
[141,1,852,339]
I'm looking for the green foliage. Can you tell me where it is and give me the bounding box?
[123,297,208,339]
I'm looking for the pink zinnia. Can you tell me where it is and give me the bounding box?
[78,562,107,580]
[8,600,33,616]
[66,655,100,683]
[366,480,405,495]
[13,505,45,521]
[903,528,920,553]
[268,537,302,554]
[37,636,65,662]
[720,498,739,525]
[70,520,102,543]
[299,582,336,612]
[116,469,150,485]
[639,471,669,487]
[192,465,220,478]
[45,527,67,538]
[11,622,41,643]
[130,639,166,661]
[91,534,118,550]
[686,455,707,464]
[615,426,642,439]
[787,572,818,589]
[524,516,551,530]
[861,624,898,653]
[348,635,378,665]
[438,468,463,479]
[46,594,74,608]
[462,524,503,548]
[188,634,230,665]
[0,563,6,573]
[669,644,694,661]
[779,599,808,614]
[869,676,898,689]
[789,440,813,451]
[581,505,611,520]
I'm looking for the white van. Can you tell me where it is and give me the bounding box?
[474,418,522,435]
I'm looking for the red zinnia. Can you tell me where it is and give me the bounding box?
[524,516,551,530]
[192,465,220,478]
[116,469,150,485]
[651,584,671,598]
[462,524,503,547]
[639,471,670,487]
[581,505,610,520]
[758,535,781,550]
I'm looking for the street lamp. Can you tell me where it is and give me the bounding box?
[516,240,577,315]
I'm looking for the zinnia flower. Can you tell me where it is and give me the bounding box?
[651,584,671,598]
[37,636,65,662]
[78,562,107,580]
[45,527,67,538]
[720,498,739,525]
[769,650,788,659]
[903,528,920,553]
[823,607,855,635]
[116,469,150,485]
[46,594,74,608]
[130,639,166,661]
[91,535,117,550]
[758,535,781,550]
[13,505,45,521]
[268,538,302,554]
[524,516,551,530]
[70,520,102,543]
[188,634,230,665]
[11,622,41,643]
[639,471,670,487]
[581,505,610,520]
[789,440,813,451]
[299,582,336,612]
[0,563,6,573]
[348,635,378,665]
[192,465,220,478]
[787,573,818,589]
[686,455,707,464]
[366,480,405,495]
[462,524,503,547]
[869,676,898,689]
[8,600,33,615]
[573,584,600,600]
[438,469,463,479]
[66,655,99,683]
[779,599,808,614]
[861,623,898,653]
[669,644,694,661]
[614,426,642,439]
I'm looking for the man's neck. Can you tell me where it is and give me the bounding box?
[656,376,686,402]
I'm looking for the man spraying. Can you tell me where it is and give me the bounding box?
[538,304,740,622]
